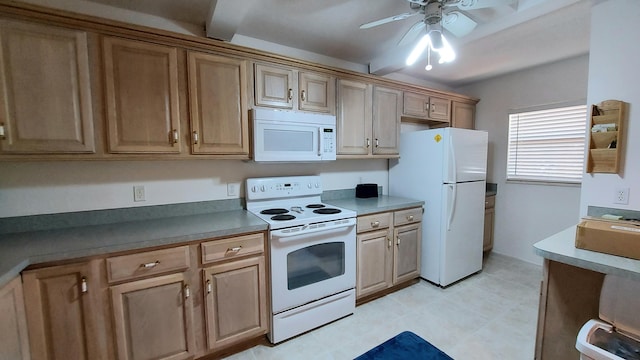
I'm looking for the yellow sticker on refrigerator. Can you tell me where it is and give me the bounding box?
[434,134,442,143]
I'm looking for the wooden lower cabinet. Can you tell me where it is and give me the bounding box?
[110,272,195,360]
[0,276,31,360]
[483,195,495,252]
[356,207,422,300]
[203,256,268,350]
[22,260,110,360]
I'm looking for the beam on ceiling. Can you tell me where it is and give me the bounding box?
[205,0,256,41]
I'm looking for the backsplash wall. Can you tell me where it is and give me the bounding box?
[0,159,389,218]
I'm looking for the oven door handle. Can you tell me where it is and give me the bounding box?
[271,218,356,239]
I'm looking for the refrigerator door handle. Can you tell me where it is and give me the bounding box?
[447,184,457,231]
[449,135,457,184]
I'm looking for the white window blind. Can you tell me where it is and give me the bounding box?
[507,105,587,184]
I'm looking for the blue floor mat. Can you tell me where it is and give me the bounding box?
[355,331,454,360]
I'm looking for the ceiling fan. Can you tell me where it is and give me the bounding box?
[360,0,517,47]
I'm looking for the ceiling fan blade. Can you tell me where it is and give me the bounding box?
[398,21,426,46]
[449,0,517,10]
[359,12,419,29]
[442,10,477,37]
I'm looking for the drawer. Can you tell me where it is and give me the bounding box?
[201,233,264,264]
[357,212,392,233]
[485,195,495,209]
[106,246,190,283]
[394,207,423,226]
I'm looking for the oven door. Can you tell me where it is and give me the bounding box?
[269,218,356,313]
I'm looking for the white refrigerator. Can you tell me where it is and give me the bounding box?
[389,128,488,286]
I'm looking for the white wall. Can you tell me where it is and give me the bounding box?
[456,55,589,264]
[580,0,640,215]
[0,160,389,218]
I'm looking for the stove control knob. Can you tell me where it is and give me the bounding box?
[260,185,266,192]
[251,186,257,193]
[307,183,312,189]
[315,183,320,188]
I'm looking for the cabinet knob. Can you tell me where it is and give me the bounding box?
[206,279,212,294]
[0,123,5,140]
[301,90,307,102]
[375,138,379,148]
[171,129,179,144]
[396,237,401,246]
[407,215,414,221]
[192,131,199,145]
[366,138,370,148]
[81,277,88,293]
[288,88,293,101]
[387,237,392,248]
[184,284,190,299]
[371,221,380,228]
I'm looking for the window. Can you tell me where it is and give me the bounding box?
[507,105,587,184]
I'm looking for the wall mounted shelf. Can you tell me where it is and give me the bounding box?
[586,99,627,174]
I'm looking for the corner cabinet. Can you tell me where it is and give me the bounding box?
[0,276,31,360]
[22,260,110,360]
[0,19,95,154]
[483,195,495,252]
[187,52,249,155]
[254,63,335,114]
[102,36,182,154]
[200,233,268,350]
[356,207,422,300]
[451,101,476,129]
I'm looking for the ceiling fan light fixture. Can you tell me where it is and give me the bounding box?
[406,33,431,66]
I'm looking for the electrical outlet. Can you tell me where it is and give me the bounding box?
[227,183,239,197]
[133,185,146,202]
[614,187,630,205]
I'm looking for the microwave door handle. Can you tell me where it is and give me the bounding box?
[318,128,322,157]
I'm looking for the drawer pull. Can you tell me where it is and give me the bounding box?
[0,123,5,139]
[371,221,380,228]
[206,279,212,294]
[171,129,178,144]
[81,277,88,293]
[193,131,199,145]
[387,237,391,248]
[184,284,190,299]
[288,88,294,100]
[301,90,307,102]
[396,237,401,246]
[140,261,160,269]
[407,215,414,221]
[227,246,242,253]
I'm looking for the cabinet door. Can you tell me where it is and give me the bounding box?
[203,256,267,350]
[254,63,294,109]
[336,79,372,155]
[103,36,181,153]
[393,222,421,284]
[0,277,30,360]
[483,205,495,252]
[429,96,451,122]
[452,101,475,129]
[298,71,335,113]
[110,273,195,360]
[0,19,94,154]
[372,86,401,155]
[22,260,108,360]
[403,91,429,118]
[356,229,392,298]
[188,52,249,155]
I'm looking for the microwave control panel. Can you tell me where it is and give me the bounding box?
[322,128,336,158]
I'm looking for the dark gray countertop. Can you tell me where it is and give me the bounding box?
[0,195,424,288]
[326,195,424,215]
[0,210,267,287]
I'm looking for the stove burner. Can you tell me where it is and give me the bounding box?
[313,208,341,215]
[261,208,289,215]
[271,214,296,221]
[306,204,326,209]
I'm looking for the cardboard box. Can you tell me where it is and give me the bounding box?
[575,218,640,260]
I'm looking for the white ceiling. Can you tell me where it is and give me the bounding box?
[82,0,596,87]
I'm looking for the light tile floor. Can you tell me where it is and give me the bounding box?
[224,253,542,360]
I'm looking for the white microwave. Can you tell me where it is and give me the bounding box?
[252,108,337,162]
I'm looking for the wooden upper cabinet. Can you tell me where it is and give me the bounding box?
[0,276,31,360]
[254,63,294,109]
[298,71,335,113]
[452,101,476,129]
[372,86,401,155]
[402,91,451,124]
[336,79,372,155]
[0,19,95,154]
[187,52,249,155]
[22,260,110,360]
[103,36,181,153]
[254,63,335,113]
